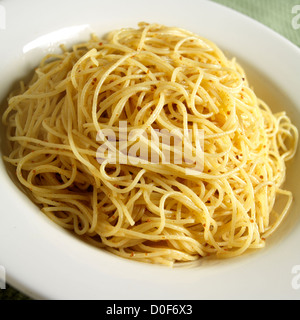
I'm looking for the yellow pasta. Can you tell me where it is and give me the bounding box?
[2,22,298,266]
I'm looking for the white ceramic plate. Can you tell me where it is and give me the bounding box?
[1,0,300,300]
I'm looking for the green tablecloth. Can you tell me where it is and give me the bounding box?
[0,0,299,300]
[212,0,300,47]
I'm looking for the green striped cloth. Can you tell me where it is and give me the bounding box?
[0,0,299,300]
[212,0,300,47]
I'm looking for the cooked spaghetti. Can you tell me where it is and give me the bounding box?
[2,23,298,266]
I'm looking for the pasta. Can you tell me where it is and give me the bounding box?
[2,22,298,266]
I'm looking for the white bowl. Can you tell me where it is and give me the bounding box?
[1,0,300,300]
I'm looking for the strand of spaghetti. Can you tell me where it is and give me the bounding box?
[262,189,293,238]
[92,51,137,133]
